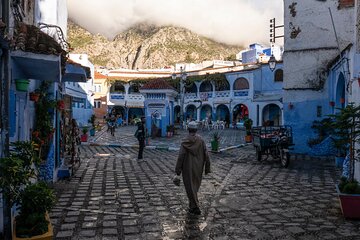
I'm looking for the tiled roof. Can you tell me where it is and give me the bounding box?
[12,23,68,73]
[95,71,107,79]
[141,79,175,90]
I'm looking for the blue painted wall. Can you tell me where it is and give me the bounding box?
[284,98,333,153]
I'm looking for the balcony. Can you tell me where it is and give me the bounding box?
[215,91,230,98]
[234,90,249,97]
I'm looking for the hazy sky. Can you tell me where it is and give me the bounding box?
[67,0,283,46]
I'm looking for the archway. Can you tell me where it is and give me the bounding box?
[233,77,249,90]
[185,105,197,121]
[232,104,249,123]
[174,105,181,124]
[216,104,230,126]
[262,104,282,126]
[336,73,346,109]
[111,81,125,93]
[200,105,212,121]
[199,81,213,92]
[185,83,197,94]
[128,108,144,124]
[215,79,230,91]
[129,83,140,94]
[111,106,126,118]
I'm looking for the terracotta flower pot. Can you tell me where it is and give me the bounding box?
[29,92,40,102]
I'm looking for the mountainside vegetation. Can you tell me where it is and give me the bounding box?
[67,21,243,69]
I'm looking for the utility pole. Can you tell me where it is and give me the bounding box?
[269,18,284,43]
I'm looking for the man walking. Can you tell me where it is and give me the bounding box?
[175,121,211,215]
[136,116,146,160]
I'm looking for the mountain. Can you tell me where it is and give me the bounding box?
[67,21,243,69]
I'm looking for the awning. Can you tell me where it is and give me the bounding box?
[11,50,61,82]
[64,87,87,99]
[62,63,88,82]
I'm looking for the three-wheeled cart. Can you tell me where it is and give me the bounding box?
[251,126,294,167]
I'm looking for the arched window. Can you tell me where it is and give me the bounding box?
[215,79,230,91]
[129,83,140,93]
[200,81,213,92]
[112,81,125,93]
[274,69,283,82]
[233,78,249,90]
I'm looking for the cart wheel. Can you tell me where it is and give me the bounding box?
[280,148,290,168]
[255,147,262,161]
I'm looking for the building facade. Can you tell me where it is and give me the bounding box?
[283,0,355,153]
[93,71,108,121]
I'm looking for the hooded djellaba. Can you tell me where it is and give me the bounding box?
[175,121,211,215]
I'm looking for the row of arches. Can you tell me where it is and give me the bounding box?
[109,78,251,94]
[174,103,282,127]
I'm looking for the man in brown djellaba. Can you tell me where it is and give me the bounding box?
[174,121,211,215]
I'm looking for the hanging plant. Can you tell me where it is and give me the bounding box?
[32,81,56,160]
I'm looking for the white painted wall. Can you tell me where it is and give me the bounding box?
[68,54,95,126]
[283,0,354,90]
[35,0,68,37]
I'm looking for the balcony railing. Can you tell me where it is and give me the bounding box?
[234,90,249,97]
[39,23,70,52]
[110,93,125,100]
[184,93,197,100]
[128,93,144,101]
[215,91,230,98]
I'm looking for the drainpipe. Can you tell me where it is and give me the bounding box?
[1,0,11,238]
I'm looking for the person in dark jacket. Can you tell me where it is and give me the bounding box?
[136,117,146,160]
[175,121,211,215]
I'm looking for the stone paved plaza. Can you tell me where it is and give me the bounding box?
[50,127,360,239]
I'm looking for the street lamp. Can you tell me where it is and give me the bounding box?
[172,66,187,128]
[268,54,276,71]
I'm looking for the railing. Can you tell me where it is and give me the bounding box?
[184,93,197,100]
[39,22,71,52]
[234,90,249,97]
[128,93,144,101]
[199,92,213,101]
[110,93,125,100]
[215,91,230,98]
[146,93,166,99]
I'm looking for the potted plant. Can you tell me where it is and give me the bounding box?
[244,118,253,143]
[88,114,96,136]
[32,81,56,160]
[29,91,40,102]
[330,103,360,219]
[13,182,56,239]
[81,127,89,142]
[211,131,220,152]
[0,141,55,239]
[15,79,30,92]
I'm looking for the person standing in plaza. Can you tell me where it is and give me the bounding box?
[175,121,211,215]
[136,116,146,160]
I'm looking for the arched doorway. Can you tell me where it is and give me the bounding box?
[262,104,282,126]
[174,105,181,124]
[112,106,126,118]
[128,108,144,124]
[200,105,212,121]
[336,73,346,109]
[185,105,197,121]
[232,104,249,123]
[216,104,230,126]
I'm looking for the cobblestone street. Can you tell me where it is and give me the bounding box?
[51,127,360,239]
